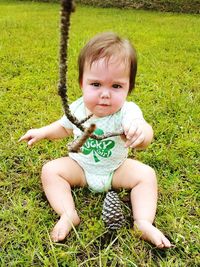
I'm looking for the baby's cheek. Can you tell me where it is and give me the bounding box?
[84,94,95,106]
[114,94,127,109]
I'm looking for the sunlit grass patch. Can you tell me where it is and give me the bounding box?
[0,0,199,266]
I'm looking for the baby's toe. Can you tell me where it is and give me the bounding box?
[162,236,171,248]
[51,229,59,242]
[156,235,171,248]
[156,243,164,249]
[51,228,66,242]
[57,229,68,241]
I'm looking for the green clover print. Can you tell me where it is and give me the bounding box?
[81,128,115,162]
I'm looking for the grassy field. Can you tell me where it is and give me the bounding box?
[0,0,199,266]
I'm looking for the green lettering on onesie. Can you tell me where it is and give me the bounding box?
[82,128,115,162]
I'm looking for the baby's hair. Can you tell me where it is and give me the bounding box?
[78,32,137,93]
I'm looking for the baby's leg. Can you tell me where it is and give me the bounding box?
[112,159,171,248]
[41,157,86,242]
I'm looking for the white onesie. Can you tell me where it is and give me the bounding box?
[59,97,144,193]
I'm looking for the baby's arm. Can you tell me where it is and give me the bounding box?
[123,119,153,149]
[19,121,72,147]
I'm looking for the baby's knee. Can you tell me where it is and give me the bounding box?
[144,165,156,177]
[142,165,157,184]
[133,164,157,187]
[41,161,55,183]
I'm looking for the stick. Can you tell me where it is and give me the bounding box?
[58,0,123,152]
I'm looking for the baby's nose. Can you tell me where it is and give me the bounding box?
[100,88,110,98]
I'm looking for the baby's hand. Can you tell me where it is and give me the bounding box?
[123,121,146,148]
[19,128,45,147]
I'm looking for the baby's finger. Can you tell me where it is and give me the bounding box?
[124,124,138,140]
[123,121,134,136]
[129,134,145,148]
[125,128,143,148]
[18,133,30,142]
[27,137,36,147]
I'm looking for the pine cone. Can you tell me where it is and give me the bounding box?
[102,191,125,230]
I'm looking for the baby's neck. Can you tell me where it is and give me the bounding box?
[85,107,99,119]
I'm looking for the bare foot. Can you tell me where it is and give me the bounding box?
[134,220,172,248]
[51,211,80,242]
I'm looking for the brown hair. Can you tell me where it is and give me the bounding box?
[78,32,137,93]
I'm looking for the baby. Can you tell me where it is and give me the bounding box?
[20,32,171,248]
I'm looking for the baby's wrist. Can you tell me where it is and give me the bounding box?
[40,127,49,139]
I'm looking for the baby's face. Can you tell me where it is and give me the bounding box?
[81,57,130,117]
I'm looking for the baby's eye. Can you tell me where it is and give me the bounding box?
[112,84,122,89]
[91,82,101,87]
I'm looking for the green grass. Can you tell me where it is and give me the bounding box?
[0,0,200,266]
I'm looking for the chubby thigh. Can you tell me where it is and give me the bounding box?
[112,158,156,190]
[42,157,87,187]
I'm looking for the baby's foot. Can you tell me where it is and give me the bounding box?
[134,220,171,248]
[51,211,80,242]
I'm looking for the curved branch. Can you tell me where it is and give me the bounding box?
[58,0,123,153]
[58,0,85,132]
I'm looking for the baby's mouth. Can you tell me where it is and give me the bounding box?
[98,103,110,107]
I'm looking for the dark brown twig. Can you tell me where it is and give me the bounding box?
[68,124,96,152]
[58,0,85,132]
[58,0,123,152]
[90,130,124,140]
[68,129,124,153]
